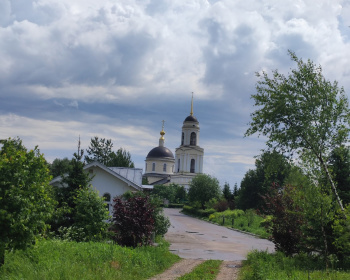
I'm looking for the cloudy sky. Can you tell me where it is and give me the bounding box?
[1,0,350,187]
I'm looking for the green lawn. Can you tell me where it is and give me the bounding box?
[0,239,180,280]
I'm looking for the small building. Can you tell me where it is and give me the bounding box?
[50,161,143,214]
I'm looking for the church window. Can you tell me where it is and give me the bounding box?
[181,132,184,145]
[152,163,156,171]
[190,132,196,146]
[177,159,180,172]
[190,159,195,173]
[163,163,167,172]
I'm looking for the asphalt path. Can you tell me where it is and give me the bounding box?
[163,208,275,261]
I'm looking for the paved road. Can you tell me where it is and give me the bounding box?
[163,208,275,261]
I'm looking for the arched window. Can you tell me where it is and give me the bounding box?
[152,162,156,171]
[163,163,167,172]
[181,132,184,145]
[177,159,180,172]
[190,159,195,173]
[103,193,111,202]
[190,132,196,146]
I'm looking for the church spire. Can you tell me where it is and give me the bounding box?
[190,92,194,116]
[159,120,165,147]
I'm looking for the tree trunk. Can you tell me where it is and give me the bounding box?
[319,155,346,217]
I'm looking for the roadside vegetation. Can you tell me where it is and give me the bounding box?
[240,250,350,280]
[0,239,179,280]
[0,136,177,278]
[177,260,222,280]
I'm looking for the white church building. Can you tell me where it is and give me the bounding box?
[143,96,204,188]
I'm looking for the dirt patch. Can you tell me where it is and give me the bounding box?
[215,261,242,280]
[148,259,204,280]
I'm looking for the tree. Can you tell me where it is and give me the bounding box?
[328,146,350,205]
[59,187,110,242]
[236,151,292,210]
[0,138,55,266]
[246,51,350,212]
[188,174,221,209]
[85,136,134,167]
[51,139,92,232]
[49,157,72,178]
[222,182,232,201]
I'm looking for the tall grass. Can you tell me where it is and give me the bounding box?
[0,239,180,280]
[240,250,350,280]
[208,209,269,238]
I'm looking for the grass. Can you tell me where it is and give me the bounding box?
[178,260,222,280]
[0,239,180,280]
[239,250,350,280]
[208,209,269,238]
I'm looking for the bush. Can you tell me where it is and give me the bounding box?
[167,203,184,208]
[213,199,229,212]
[111,196,155,247]
[58,187,110,242]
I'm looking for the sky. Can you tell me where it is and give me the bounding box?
[1,0,350,188]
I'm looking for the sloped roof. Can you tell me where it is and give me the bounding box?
[50,161,142,191]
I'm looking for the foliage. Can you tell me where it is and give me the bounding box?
[213,199,229,212]
[246,50,350,212]
[50,143,92,232]
[328,146,350,205]
[59,187,110,242]
[240,250,350,280]
[0,239,180,280]
[121,191,171,237]
[333,205,350,258]
[182,205,216,218]
[111,195,155,247]
[85,136,134,167]
[188,174,221,209]
[152,184,176,202]
[0,138,55,267]
[262,184,305,256]
[152,184,187,204]
[208,209,268,238]
[236,151,292,210]
[49,157,72,178]
[177,260,222,280]
[222,182,232,201]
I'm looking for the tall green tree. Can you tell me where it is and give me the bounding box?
[85,136,134,167]
[51,139,92,232]
[188,174,221,209]
[236,151,292,210]
[222,182,232,201]
[246,51,350,212]
[0,138,55,267]
[49,157,72,178]
[328,146,350,205]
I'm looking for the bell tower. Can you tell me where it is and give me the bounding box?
[171,94,204,188]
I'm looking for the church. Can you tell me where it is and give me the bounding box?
[143,96,204,188]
